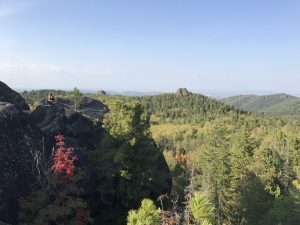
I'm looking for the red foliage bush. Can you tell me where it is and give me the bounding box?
[53,135,77,178]
[75,210,90,225]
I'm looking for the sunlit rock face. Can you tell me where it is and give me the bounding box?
[176,87,191,97]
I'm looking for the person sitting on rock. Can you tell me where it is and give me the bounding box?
[47,92,55,105]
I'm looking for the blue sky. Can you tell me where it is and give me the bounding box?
[0,0,300,93]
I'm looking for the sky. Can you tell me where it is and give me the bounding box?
[0,0,300,94]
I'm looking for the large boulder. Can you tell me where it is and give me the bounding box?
[30,100,106,217]
[33,96,107,121]
[0,102,41,224]
[0,81,29,111]
[176,88,191,97]
[31,100,104,150]
[78,96,107,120]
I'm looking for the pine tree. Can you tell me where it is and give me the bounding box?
[70,87,82,111]
[190,192,214,225]
[127,199,160,225]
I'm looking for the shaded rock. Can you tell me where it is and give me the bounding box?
[31,101,104,150]
[0,81,29,110]
[176,88,191,97]
[78,96,108,120]
[33,96,107,121]
[0,221,11,225]
[30,99,106,215]
[0,102,41,224]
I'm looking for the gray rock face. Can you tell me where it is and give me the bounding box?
[0,102,41,224]
[31,101,104,150]
[33,96,107,120]
[176,88,191,97]
[96,90,107,95]
[78,96,107,120]
[0,81,29,111]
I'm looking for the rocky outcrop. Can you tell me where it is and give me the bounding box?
[176,88,191,97]
[0,102,41,224]
[0,94,105,223]
[78,96,107,120]
[0,81,29,111]
[33,96,107,121]
[0,82,172,224]
[96,90,107,95]
[31,99,104,150]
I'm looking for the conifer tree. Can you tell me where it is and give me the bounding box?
[127,199,160,225]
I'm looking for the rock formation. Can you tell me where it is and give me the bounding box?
[31,98,104,150]
[33,96,107,121]
[0,81,29,110]
[78,96,107,120]
[96,90,107,95]
[0,102,41,224]
[0,83,106,224]
[176,88,191,97]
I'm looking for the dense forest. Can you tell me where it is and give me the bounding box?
[222,93,300,119]
[19,89,300,225]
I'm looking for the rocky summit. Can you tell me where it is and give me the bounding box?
[0,83,106,224]
[0,81,29,111]
[31,97,104,150]
[176,87,191,97]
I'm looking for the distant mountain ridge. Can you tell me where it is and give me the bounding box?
[221,93,300,118]
[107,91,164,96]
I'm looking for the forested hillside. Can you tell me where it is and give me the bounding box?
[19,89,300,225]
[94,91,300,225]
[22,90,246,123]
[222,94,300,119]
[91,92,246,124]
